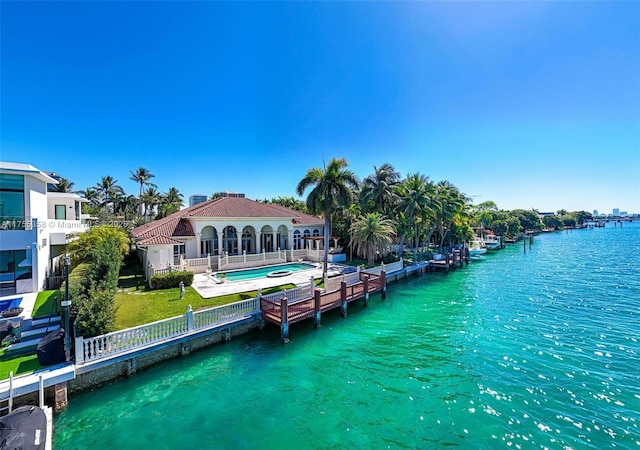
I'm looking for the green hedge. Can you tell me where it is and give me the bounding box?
[149,271,194,290]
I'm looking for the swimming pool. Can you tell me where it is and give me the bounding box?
[218,263,316,282]
[0,297,22,312]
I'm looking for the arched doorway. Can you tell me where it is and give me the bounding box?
[223,226,238,255]
[201,226,218,256]
[242,226,256,253]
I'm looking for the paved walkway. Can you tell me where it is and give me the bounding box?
[191,263,348,298]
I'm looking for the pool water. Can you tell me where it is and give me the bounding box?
[220,263,316,282]
[0,297,21,311]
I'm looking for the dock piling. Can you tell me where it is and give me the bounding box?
[381,270,387,299]
[280,296,290,343]
[363,275,369,307]
[340,282,348,317]
[313,289,321,328]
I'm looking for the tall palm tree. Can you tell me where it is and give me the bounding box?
[95,176,124,211]
[342,202,361,261]
[129,167,156,218]
[395,173,438,257]
[141,187,162,221]
[296,157,359,278]
[350,213,396,268]
[434,181,469,249]
[360,163,400,215]
[50,176,75,193]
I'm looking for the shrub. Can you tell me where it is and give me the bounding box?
[149,271,194,290]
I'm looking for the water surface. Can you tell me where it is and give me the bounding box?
[55,223,640,449]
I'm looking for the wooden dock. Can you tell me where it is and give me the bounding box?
[428,248,469,271]
[261,271,386,342]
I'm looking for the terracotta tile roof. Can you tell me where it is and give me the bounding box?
[131,197,323,242]
[137,235,185,246]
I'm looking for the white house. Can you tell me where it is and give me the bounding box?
[131,194,327,273]
[0,161,89,295]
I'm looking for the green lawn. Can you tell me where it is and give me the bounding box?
[0,354,42,380]
[114,284,297,330]
[31,290,61,318]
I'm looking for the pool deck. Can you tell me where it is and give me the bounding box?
[191,263,347,298]
[0,292,38,319]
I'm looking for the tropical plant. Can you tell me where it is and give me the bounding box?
[95,176,125,211]
[68,225,130,263]
[360,163,400,215]
[130,167,157,218]
[395,173,438,256]
[296,157,359,278]
[350,213,396,268]
[262,196,308,213]
[50,176,75,193]
[142,187,162,220]
[157,187,184,219]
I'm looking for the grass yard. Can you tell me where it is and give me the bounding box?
[114,283,297,330]
[0,354,42,380]
[31,290,61,318]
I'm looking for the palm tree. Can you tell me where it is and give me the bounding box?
[50,176,75,193]
[342,202,361,261]
[350,213,396,268]
[395,173,438,258]
[141,187,162,221]
[296,157,359,278]
[95,176,124,211]
[434,181,469,249]
[157,187,184,218]
[114,194,138,221]
[129,167,156,218]
[360,163,400,215]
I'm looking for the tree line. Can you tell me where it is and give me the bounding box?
[49,167,184,224]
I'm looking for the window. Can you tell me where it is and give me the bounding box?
[55,204,66,220]
[0,174,25,225]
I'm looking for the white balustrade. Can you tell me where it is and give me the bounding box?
[192,298,260,329]
[75,298,262,364]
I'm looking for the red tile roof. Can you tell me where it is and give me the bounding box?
[137,235,185,246]
[131,196,323,242]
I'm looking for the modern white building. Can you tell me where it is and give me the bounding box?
[0,161,89,296]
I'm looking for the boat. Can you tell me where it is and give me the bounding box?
[0,405,48,450]
[468,239,487,256]
[484,235,502,250]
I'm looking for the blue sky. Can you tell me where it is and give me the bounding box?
[2,1,639,214]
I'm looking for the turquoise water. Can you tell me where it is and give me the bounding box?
[222,262,316,281]
[54,224,639,449]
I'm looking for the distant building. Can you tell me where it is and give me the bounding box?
[217,191,245,198]
[189,195,208,207]
[620,211,627,217]
[613,208,620,216]
[593,210,599,216]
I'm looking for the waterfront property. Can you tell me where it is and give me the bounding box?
[0,161,90,296]
[52,223,640,449]
[131,193,342,280]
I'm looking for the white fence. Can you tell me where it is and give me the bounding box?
[361,259,404,276]
[261,280,315,305]
[76,260,399,365]
[75,298,260,364]
[323,270,362,293]
[218,250,286,270]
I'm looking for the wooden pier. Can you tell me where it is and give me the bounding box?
[261,271,386,343]
[427,248,469,272]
